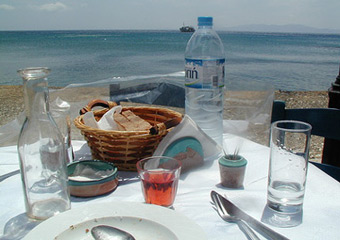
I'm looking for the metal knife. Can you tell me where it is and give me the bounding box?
[211,191,289,240]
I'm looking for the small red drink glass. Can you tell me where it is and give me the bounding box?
[136,156,182,207]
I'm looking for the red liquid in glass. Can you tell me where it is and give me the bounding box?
[141,170,178,207]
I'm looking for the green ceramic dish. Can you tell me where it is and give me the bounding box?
[219,155,247,188]
[67,160,118,197]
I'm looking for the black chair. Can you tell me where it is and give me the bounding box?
[271,100,340,182]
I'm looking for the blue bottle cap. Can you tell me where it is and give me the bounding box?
[198,17,213,26]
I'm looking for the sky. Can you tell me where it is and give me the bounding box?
[0,0,340,31]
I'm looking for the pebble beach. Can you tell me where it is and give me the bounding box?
[0,85,329,163]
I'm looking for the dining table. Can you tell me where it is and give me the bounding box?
[1,133,340,240]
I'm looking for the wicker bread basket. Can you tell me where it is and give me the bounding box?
[74,100,183,171]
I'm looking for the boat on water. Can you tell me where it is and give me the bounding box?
[180,25,195,32]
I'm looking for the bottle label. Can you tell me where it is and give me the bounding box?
[185,58,225,88]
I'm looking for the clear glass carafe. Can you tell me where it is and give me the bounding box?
[17,67,71,220]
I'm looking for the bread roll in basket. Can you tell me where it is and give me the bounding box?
[74,99,182,171]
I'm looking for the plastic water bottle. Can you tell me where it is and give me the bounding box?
[185,16,225,146]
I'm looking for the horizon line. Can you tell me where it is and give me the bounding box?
[1,28,340,35]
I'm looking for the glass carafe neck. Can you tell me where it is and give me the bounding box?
[18,68,51,118]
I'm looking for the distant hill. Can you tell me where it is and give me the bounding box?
[222,24,340,34]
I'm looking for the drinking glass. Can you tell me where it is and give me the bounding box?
[136,156,181,207]
[51,100,73,164]
[267,120,311,227]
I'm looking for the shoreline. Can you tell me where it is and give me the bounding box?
[0,85,330,162]
[0,85,329,126]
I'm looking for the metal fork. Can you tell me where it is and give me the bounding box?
[212,193,260,240]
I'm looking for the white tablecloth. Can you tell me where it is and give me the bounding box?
[1,135,340,240]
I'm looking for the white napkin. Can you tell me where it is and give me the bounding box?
[83,105,122,130]
[153,115,222,160]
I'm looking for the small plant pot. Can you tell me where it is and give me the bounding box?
[219,154,247,188]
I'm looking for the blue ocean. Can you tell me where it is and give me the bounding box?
[0,30,340,91]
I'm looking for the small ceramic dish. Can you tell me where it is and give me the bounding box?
[67,160,118,197]
[219,154,247,189]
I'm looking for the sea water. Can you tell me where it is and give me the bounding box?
[0,30,340,90]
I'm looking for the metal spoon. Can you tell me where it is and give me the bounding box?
[91,225,136,240]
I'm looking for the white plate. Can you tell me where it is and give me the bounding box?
[23,202,207,240]
[56,216,177,240]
